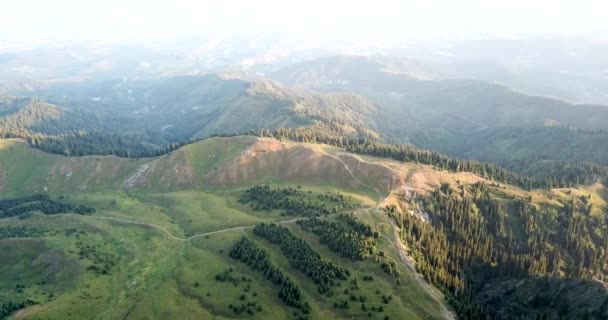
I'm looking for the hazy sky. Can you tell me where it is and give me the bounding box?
[2,0,607,43]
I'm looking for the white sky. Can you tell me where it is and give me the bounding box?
[1,0,607,43]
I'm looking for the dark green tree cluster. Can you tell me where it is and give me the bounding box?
[76,242,120,275]
[228,301,263,316]
[34,127,240,157]
[253,223,350,294]
[0,98,164,157]
[0,300,36,319]
[30,131,165,157]
[390,182,608,319]
[214,268,240,286]
[297,214,378,260]
[0,194,95,218]
[0,225,49,239]
[229,236,311,314]
[0,102,236,158]
[507,159,608,189]
[346,141,537,190]
[240,185,355,217]
[254,121,376,149]
[379,261,399,277]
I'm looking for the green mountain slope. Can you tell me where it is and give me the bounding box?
[0,136,454,319]
[1,136,607,319]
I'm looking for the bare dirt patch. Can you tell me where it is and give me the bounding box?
[123,163,150,189]
[207,142,360,189]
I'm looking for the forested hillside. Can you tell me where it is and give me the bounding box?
[386,181,608,319]
[2,74,379,156]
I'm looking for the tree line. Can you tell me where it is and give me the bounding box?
[76,241,120,276]
[229,236,311,316]
[0,225,49,239]
[0,194,95,218]
[297,214,379,261]
[253,223,350,295]
[240,185,355,217]
[0,300,36,319]
[254,127,607,190]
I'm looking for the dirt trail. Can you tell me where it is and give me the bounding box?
[388,216,455,320]
[328,152,384,203]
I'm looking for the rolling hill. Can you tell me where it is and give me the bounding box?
[0,136,450,320]
[7,61,608,172]
[1,136,607,319]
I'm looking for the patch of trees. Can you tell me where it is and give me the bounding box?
[379,260,399,277]
[0,225,50,239]
[253,223,350,294]
[0,98,164,157]
[240,185,356,217]
[507,158,608,189]
[31,132,242,158]
[215,268,242,286]
[389,182,608,319]
[31,131,167,158]
[1,116,235,158]
[76,241,120,275]
[0,226,84,241]
[0,300,36,319]
[297,214,378,260]
[0,194,95,218]
[228,301,263,317]
[229,236,311,315]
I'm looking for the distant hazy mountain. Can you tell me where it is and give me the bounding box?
[6,55,608,167]
[427,37,608,105]
[5,74,378,146]
[3,36,608,106]
[270,55,608,165]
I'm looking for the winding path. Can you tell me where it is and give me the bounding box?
[388,216,456,320]
[329,153,385,203]
[50,214,305,242]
